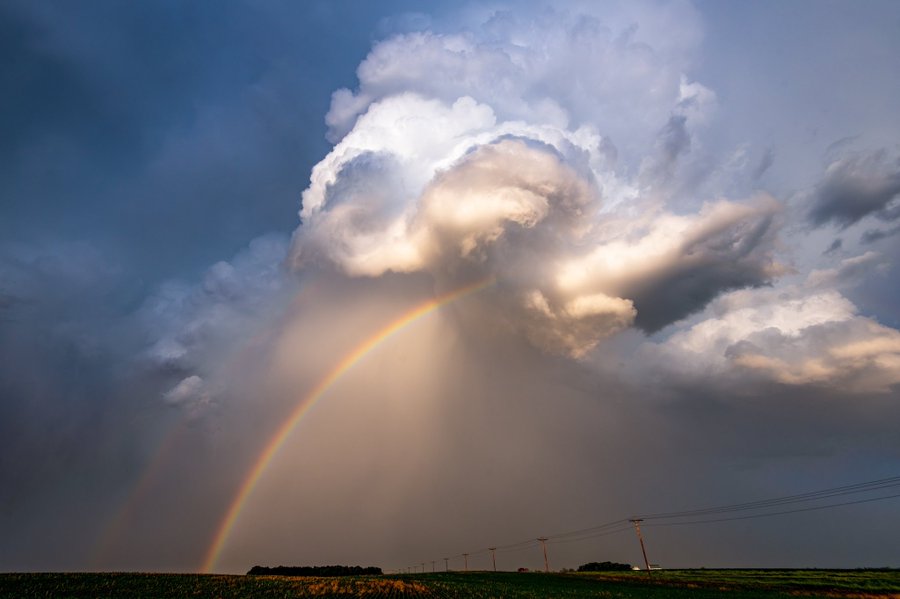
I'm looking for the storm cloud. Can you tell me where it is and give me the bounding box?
[290,12,782,349]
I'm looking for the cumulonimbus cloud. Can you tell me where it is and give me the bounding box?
[288,9,782,357]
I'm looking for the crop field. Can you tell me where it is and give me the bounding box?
[1,569,898,598]
[580,569,900,596]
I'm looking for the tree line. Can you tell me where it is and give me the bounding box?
[577,561,632,572]
[247,565,383,576]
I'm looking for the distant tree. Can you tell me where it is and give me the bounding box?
[577,561,632,572]
[247,565,382,576]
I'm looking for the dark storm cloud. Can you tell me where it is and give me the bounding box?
[0,234,296,570]
[0,242,144,569]
[629,208,780,333]
[808,150,900,228]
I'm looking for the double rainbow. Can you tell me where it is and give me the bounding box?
[201,277,492,572]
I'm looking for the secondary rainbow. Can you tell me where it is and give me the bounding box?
[90,423,188,566]
[92,299,312,567]
[201,277,492,572]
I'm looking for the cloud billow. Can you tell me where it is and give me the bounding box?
[289,11,781,356]
[644,253,900,394]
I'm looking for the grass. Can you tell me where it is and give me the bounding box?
[577,569,900,596]
[1,569,898,598]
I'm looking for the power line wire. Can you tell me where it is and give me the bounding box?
[393,474,900,574]
[643,491,900,528]
[636,475,900,520]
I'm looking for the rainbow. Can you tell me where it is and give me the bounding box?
[91,423,188,566]
[93,301,309,567]
[201,277,492,572]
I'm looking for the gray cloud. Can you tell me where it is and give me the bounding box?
[808,149,900,228]
[623,200,781,332]
[752,147,774,181]
[806,251,883,290]
[643,113,692,185]
[824,237,842,254]
[862,224,900,244]
[140,234,295,413]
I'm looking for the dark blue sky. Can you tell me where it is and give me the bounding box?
[1,1,439,284]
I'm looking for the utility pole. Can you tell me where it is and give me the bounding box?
[444,557,449,572]
[537,538,550,572]
[431,560,435,573]
[463,553,469,572]
[629,519,651,573]
[489,547,497,572]
[421,562,425,573]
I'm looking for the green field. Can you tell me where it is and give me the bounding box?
[1,569,898,598]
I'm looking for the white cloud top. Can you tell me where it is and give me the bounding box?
[284,4,900,391]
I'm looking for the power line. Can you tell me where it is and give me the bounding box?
[643,491,900,528]
[391,474,900,575]
[545,519,631,541]
[545,525,634,546]
[493,538,541,551]
[636,475,900,521]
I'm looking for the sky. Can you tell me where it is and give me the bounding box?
[1,0,900,574]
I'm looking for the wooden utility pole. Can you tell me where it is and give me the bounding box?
[489,547,497,571]
[537,538,550,572]
[444,557,449,572]
[629,519,651,573]
[431,560,435,573]
[463,553,469,571]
